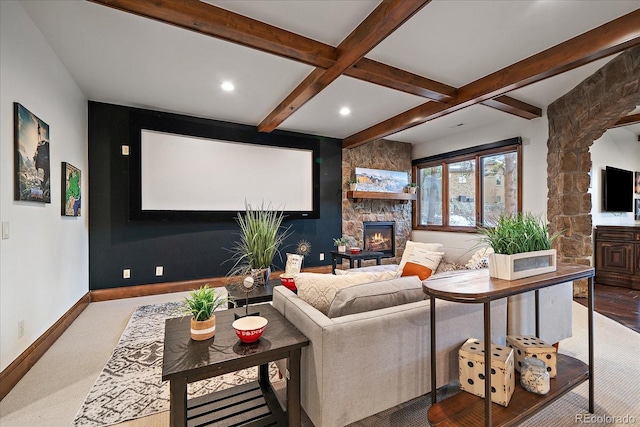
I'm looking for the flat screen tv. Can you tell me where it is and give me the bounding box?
[603,166,633,212]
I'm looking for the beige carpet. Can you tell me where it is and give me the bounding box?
[1,297,638,427]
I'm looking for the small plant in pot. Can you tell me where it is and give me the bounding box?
[333,236,350,253]
[184,285,227,341]
[407,182,419,194]
[477,212,563,280]
[346,177,358,191]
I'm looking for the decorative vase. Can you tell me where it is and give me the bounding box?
[251,267,271,286]
[488,249,557,280]
[190,315,216,341]
[337,245,346,253]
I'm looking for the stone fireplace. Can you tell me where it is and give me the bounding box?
[363,221,395,257]
[342,139,412,265]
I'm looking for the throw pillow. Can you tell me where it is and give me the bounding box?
[400,261,433,281]
[294,272,385,315]
[397,241,444,275]
[397,246,444,278]
[327,276,425,318]
[284,253,304,275]
[465,247,494,269]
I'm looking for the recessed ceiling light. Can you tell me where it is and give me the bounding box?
[339,107,351,116]
[221,81,235,92]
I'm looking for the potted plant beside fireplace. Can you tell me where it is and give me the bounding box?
[478,212,562,280]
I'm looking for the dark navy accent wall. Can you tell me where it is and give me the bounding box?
[88,102,342,290]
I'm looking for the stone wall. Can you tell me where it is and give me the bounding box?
[342,139,413,266]
[547,46,640,296]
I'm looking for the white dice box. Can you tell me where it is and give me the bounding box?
[506,335,557,378]
[459,338,515,407]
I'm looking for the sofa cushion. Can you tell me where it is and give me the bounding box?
[335,265,398,275]
[327,276,424,318]
[400,261,433,280]
[397,242,444,278]
[294,271,395,315]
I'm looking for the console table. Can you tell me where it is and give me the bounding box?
[162,304,309,427]
[423,264,595,427]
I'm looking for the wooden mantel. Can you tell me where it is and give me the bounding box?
[347,190,417,203]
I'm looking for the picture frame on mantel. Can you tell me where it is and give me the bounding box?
[62,162,81,217]
[634,171,640,195]
[14,103,51,203]
[354,167,408,193]
[635,199,640,221]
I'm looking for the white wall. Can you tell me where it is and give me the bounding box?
[411,116,550,262]
[0,1,88,371]
[589,128,640,226]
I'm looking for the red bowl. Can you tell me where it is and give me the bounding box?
[349,247,361,254]
[232,316,268,343]
[280,276,297,291]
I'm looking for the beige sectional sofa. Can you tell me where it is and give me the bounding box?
[272,271,508,427]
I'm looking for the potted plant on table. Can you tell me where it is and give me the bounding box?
[333,236,350,253]
[477,212,563,280]
[184,285,227,341]
[226,202,292,285]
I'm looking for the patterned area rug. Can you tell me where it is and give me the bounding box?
[71,302,278,427]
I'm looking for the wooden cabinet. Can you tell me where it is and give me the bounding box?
[594,225,640,290]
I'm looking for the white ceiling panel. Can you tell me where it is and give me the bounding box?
[367,0,640,87]
[279,76,426,139]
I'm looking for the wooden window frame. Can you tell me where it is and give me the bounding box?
[412,138,522,232]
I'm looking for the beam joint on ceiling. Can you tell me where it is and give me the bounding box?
[609,113,640,129]
[343,9,640,148]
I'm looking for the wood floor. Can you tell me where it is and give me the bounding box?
[574,284,640,333]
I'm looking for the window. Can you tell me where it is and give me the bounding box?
[413,138,522,231]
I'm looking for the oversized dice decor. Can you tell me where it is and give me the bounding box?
[506,335,557,378]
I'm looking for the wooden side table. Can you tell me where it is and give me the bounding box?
[331,250,384,274]
[162,304,309,427]
[225,278,280,309]
[423,264,595,427]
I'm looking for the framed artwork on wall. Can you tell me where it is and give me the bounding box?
[354,167,409,193]
[635,171,640,195]
[62,162,81,216]
[14,103,50,203]
[636,199,640,221]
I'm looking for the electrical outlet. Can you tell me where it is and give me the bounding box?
[319,252,325,261]
[123,268,131,279]
[18,320,24,338]
[121,145,129,155]
[155,266,163,276]
[2,221,9,240]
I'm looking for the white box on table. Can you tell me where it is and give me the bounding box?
[506,335,557,378]
[459,338,515,407]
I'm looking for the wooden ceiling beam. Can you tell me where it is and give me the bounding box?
[257,0,431,132]
[88,0,337,68]
[344,9,640,148]
[480,96,542,120]
[89,0,541,124]
[609,113,640,129]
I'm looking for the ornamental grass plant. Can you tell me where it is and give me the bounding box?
[478,212,562,255]
[226,202,292,277]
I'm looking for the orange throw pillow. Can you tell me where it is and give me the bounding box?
[401,261,433,281]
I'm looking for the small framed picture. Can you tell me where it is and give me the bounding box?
[636,199,640,221]
[635,172,640,195]
[62,162,81,216]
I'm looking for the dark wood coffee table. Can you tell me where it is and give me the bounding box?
[331,250,384,274]
[225,278,280,309]
[162,304,309,427]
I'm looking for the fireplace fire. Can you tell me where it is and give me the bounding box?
[363,221,395,257]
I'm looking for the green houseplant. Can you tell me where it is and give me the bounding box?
[407,182,419,194]
[184,285,227,340]
[477,212,562,280]
[227,202,292,285]
[333,236,350,253]
[346,177,358,191]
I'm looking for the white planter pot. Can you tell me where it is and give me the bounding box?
[337,245,346,253]
[488,249,557,281]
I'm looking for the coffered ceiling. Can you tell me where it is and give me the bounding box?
[20,0,640,146]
